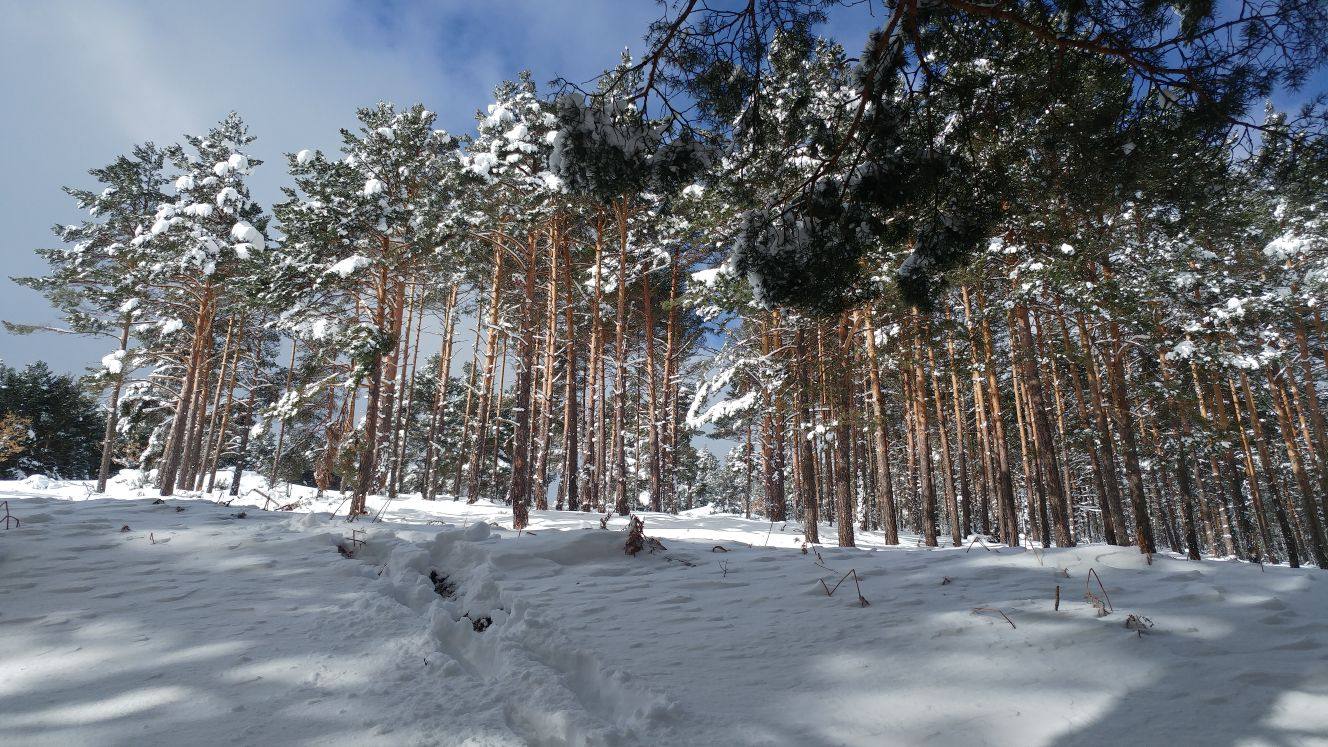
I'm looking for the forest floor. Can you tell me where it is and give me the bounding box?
[2,473,1327,746]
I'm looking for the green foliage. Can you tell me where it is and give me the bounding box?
[0,362,103,479]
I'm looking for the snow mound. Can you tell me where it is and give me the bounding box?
[19,474,54,490]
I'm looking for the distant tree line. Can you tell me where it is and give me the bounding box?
[0,361,103,479]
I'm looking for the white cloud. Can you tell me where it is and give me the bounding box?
[0,0,656,372]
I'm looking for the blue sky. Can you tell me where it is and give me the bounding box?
[0,0,667,373]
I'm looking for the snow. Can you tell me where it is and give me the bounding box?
[483,103,515,129]
[1264,232,1314,260]
[229,221,265,252]
[306,317,337,341]
[362,178,386,197]
[226,153,249,172]
[1170,339,1196,360]
[687,389,757,428]
[2,476,1327,746]
[537,170,564,191]
[295,149,316,165]
[464,152,499,178]
[327,254,372,278]
[502,123,529,143]
[215,187,241,207]
[101,349,125,374]
[690,266,728,286]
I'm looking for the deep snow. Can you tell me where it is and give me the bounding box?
[2,474,1327,746]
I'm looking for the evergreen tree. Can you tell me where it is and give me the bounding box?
[10,143,168,491]
[0,362,103,479]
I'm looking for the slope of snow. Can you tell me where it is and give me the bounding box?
[2,477,1327,746]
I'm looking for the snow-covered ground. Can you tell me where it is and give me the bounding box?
[2,474,1327,746]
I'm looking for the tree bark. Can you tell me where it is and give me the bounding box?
[95,315,134,493]
[1012,302,1073,547]
[506,236,539,529]
[860,310,899,544]
[834,314,856,548]
[466,239,506,503]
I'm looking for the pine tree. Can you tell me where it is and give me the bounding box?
[11,143,168,491]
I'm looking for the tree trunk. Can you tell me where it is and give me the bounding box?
[374,278,407,492]
[611,202,630,516]
[267,335,299,489]
[659,251,682,511]
[1058,313,1117,545]
[159,289,213,496]
[834,315,856,547]
[968,288,1019,545]
[860,311,899,544]
[560,237,580,512]
[1105,322,1156,554]
[944,316,974,538]
[422,284,458,500]
[1233,374,1296,566]
[506,236,539,529]
[927,336,962,546]
[1267,366,1328,568]
[640,258,664,512]
[758,318,787,520]
[452,297,484,500]
[390,282,426,498]
[95,315,134,493]
[466,239,506,504]
[1013,303,1073,546]
[796,328,820,544]
[204,321,243,493]
[580,220,605,511]
[532,226,561,511]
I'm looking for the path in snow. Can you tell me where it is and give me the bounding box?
[2,477,1328,746]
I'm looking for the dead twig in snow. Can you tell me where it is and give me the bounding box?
[337,528,367,558]
[1025,537,1045,566]
[972,607,1016,629]
[965,536,993,553]
[625,515,646,555]
[1124,613,1154,636]
[820,568,870,607]
[1085,567,1113,616]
